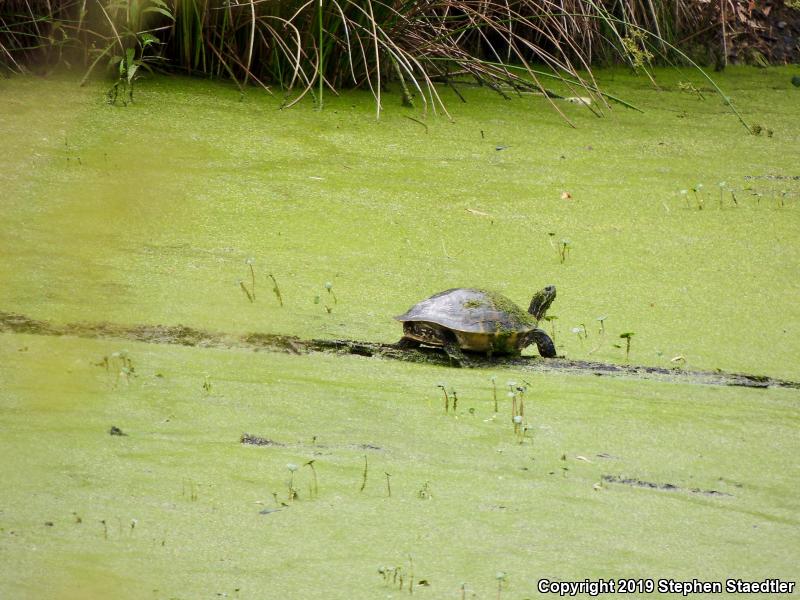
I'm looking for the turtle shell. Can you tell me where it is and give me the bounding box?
[395,288,537,334]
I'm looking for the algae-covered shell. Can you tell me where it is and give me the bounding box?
[395,288,538,333]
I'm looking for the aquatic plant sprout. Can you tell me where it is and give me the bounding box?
[287,463,299,501]
[620,332,635,361]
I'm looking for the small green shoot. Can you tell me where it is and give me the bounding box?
[110,350,136,386]
[182,479,198,502]
[571,325,587,347]
[508,383,528,439]
[287,463,299,502]
[678,81,704,99]
[105,31,166,106]
[360,455,368,492]
[506,381,517,422]
[588,316,608,354]
[314,293,331,313]
[246,258,256,300]
[385,472,391,497]
[507,391,516,422]
[558,239,571,263]
[239,280,254,303]
[437,383,450,413]
[620,332,635,361]
[325,281,338,304]
[692,183,705,209]
[490,375,498,412]
[304,460,318,498]
[268,273,283,306]
[417,481,432,500]
[547,232,571,263]
[596,315,607,335]
[495,571,508,598]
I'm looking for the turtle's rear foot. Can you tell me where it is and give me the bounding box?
[443,340,474,368]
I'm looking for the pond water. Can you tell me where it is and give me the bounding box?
[0,68,798,598]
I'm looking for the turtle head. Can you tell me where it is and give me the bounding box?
[528,285,556,320]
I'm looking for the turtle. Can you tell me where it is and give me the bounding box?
[394,286,557,365]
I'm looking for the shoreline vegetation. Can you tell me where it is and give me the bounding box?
[3,0,793,127]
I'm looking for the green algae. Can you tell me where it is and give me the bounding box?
[0,334,797,598]
[477,289,537,327]
[2,68,798,378]
[1,68,799,598]
[462,298,484,309]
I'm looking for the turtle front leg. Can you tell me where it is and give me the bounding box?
[531,328,557,358]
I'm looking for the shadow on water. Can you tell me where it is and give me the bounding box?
[1,311,798,390]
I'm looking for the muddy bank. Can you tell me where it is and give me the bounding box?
[1,311,798,390]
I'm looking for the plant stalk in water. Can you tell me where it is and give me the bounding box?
[620,332,635,361]
[325,281,337,304]
[559,239,572,263]
[246,258,256,300]
[437,383,450,413]
[239,280,254,303]
[287,463,299,502]
[359,455,368,492]
[304,460,318,498]
[269,274,283,307]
